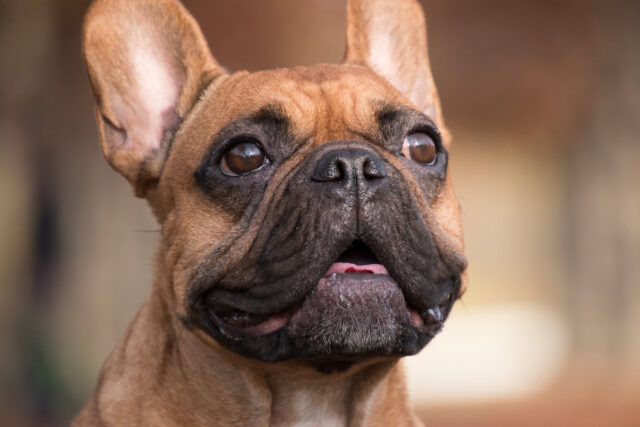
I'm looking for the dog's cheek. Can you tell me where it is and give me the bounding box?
[431,176,464,254]
[161,194,238,313]
[431,176,467,296]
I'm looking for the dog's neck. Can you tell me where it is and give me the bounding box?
[263,357,404,426]
[86,282,418,426]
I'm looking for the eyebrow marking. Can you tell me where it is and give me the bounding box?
[375,102,433,130]
[375,102,405,126]
[210,102,292,143]
[251,103,289,125]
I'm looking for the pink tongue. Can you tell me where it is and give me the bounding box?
[325,262,389,275]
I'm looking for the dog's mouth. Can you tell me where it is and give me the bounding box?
[206,240,453,340]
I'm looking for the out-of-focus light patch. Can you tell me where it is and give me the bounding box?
[405,303,570,405]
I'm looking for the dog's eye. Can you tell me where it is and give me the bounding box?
[402,132,437,165]
[220,140,268,176]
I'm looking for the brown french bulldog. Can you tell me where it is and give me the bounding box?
[75,0,467,425]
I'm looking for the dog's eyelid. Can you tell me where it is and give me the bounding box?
[406,121,441,141]
[224,134,266,150]
[208,131,269,162]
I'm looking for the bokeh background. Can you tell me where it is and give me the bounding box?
[1,0,639,425]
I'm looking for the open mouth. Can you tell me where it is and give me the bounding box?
[207,240,453,339]
[326,239,388,274]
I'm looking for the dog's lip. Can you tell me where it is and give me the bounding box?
[208,267,454,338]
[207,263,390,337]
[209,307,293,337]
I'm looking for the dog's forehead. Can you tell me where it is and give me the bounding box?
[195,63,409,143]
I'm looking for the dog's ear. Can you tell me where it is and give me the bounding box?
[345,0,444,129]
[82,0,224,196]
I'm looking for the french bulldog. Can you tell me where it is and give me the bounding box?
[75,0,467,425]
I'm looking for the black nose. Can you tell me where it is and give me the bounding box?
[311,149,387,189]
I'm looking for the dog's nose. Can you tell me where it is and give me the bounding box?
[311,149,387,189]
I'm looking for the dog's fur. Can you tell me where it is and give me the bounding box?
[75,0,467,425]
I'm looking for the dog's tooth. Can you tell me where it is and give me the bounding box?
[425,307,443,324]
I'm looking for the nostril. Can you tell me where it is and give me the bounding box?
[362,157,387,179]
[336,158,349,180]
[311,157,343,182]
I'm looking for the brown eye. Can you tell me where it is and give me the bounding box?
[220,141,268,176]
[402,132,437,165]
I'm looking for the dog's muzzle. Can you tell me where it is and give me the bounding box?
[188,142,466,367]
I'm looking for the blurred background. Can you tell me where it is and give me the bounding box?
[1,0,639,425]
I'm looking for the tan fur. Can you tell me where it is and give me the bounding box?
[76,0,465,425]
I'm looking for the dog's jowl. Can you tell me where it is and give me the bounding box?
[76,0,467,425]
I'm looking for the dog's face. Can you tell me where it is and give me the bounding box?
[83,0,467,368]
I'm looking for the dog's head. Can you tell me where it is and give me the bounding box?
[82,0,467,369]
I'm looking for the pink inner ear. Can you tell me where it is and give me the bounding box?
[368,32,400,88]
[124,42,182,153]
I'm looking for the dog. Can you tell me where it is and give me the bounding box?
[75,0,467,425]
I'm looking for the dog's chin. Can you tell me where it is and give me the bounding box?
[197,242,456,367]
